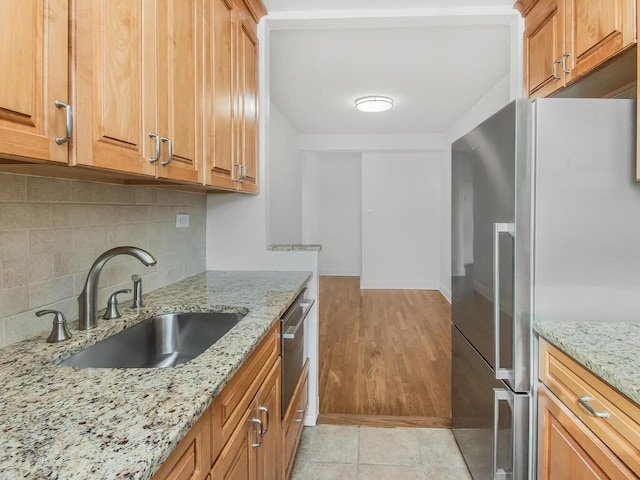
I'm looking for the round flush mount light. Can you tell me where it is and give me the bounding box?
[355,96,393,113]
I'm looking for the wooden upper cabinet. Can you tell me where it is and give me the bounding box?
[75,0,205,183]
[74,0,156,177]
[564,0,636,82]
[0,0,69,163]
[524,0,565,97]
[205,0,238,189]
[235,6,259,194]
[205,0,264,192]
[156,0,204,184]
[520,0,637,98]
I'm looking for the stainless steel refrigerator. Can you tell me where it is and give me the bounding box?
[451,98,640,480]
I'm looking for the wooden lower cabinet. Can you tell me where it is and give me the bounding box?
[282,361,309,480]
[152,410,213,480]
[537,339,640,480]
[538,385,635,479]
[153,323,283,480]
[211,359,282,480]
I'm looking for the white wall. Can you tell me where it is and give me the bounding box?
[269,104,303,245]
[360,152,442,290]
[301,152,362,276]
[439,74,512,301]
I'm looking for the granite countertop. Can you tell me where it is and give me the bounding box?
[0,270,311,480]
[535,320,640,405]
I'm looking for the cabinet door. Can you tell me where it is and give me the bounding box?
[524,0,565,98]
[210,406,258,480]
[0,0,69,163]
[235,3,259,194]
[156,0,204,184]
[538,385,636,480]
[152,410,212,480]
[205,0,239,190]
[74,0,156,176]
[563,0,636,82]
[255,360,281,480]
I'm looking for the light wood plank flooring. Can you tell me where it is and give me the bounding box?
[318,277,452,426]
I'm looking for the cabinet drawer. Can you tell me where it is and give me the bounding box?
[538,385,636,479]
[211,323,280,461]
[283,360,309,480]
[152,409,212,480]
[539,339,640,476]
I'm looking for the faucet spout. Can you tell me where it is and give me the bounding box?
[78,246,157,330]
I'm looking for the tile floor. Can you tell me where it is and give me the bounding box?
[291,425,472,480]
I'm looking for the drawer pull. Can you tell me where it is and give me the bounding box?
[249,417,263,448]
[578,396,610,419]
[257,406,269,434]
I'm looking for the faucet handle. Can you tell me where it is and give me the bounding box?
[36,309,72,343]
[103,289,131,320]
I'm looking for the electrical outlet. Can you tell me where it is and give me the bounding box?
[176,213,190,228]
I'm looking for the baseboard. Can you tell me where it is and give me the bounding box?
[359,280,440,290]
[439,281,452,303]
[317,413,451,429]
[318,269,361,276]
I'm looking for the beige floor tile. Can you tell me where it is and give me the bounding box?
[296,425,359,464]
[418,428,467,468]
[359,427,422,466]
[358,464,427,480]
[424,467,473,480]
[290,462,358,480]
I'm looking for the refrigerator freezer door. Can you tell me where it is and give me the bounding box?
[452,327,529,480]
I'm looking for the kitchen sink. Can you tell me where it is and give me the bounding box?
[59,312,245,368]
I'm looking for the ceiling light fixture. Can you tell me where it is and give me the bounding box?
[355,96,393,113]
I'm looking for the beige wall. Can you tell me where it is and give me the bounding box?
[0,173,206,347]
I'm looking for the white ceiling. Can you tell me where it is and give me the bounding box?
[269,24,511,134]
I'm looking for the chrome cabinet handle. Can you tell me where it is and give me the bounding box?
[295,409,305,423]
[54,100,73,145]
[552,59,562,80]
[249,417,263,448]
[160,136,173,166]
[561,52,571,74]
[257,406,269,434]
[578,396,610,418]
[232,162,241,182]
[493,222,514,381]
[148,133,161,163]
[239,164,247,183]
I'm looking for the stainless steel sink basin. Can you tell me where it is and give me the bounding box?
[59,312,245,368]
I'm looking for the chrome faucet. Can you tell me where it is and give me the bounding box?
[78,246,157,330]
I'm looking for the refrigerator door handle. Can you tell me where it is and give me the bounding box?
[493,388,512,480]
[493,222,514,380]
[493,387,529,480]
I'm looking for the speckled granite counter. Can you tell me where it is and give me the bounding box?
[535,320,640,405]
[268,244,322,252]
[0,270,311,480]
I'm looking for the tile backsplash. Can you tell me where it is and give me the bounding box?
[0,173,206,347]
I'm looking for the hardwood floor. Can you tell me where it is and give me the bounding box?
[318,276,452,426]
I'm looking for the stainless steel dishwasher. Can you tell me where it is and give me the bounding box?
[281,288,314,417]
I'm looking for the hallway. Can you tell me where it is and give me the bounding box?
[318,277,452,426]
